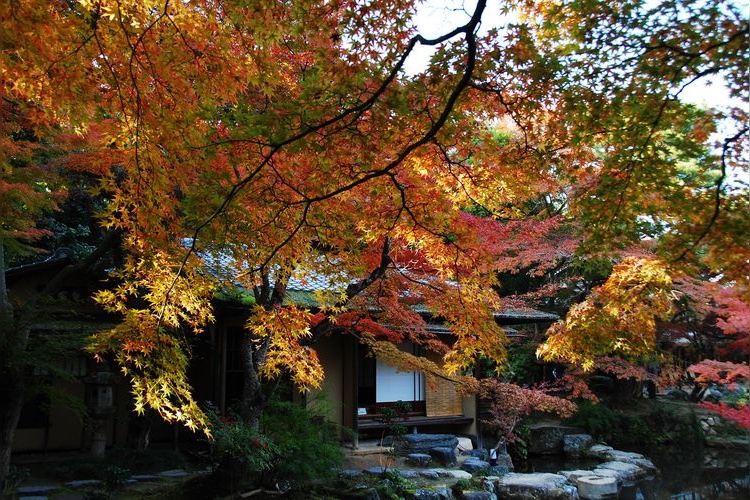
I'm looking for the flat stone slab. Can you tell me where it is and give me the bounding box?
[590,468,621,483]
[418,470,441,480]
[395,434,458,455]
[339,469,363,479]
[434,468,472,480]
[630,458,656,472]
[559,469,601,483]
[363,466,387,475]
[17,485,59,494]
[596,461,645,481]
[585,445,614,459]
[497,472,578,499]
[595,450,655,472]
[64,479,102,488]
[158,469,190,478]
[131,474,161,481]
[606,450,644,461]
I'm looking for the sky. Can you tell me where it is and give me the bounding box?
[409,0,741,110]
[409,0,747,186]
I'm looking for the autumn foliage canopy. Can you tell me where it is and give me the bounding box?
[1,0,747,431]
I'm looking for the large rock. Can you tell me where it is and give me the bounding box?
[407,453,433,466]
[563,434,594,458]
[412,487,454,500]
[465,449,489,460]
[529,425,584,455]
[496,472,579,499]
[430,446,458,466]
[492,450,514,471]
[462,491,495,500]
[394,433,459,455]
[584,445,614,460]
[461,457,491,473]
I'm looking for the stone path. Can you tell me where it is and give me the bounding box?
[15,468,202,499]
[341,436,657,499]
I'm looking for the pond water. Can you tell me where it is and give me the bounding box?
[523,446,749,499]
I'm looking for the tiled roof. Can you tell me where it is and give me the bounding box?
[192,240,560,323]
[5,248,75,278]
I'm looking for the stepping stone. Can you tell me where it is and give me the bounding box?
[418,470,440,480]
[559,469,599,482]
[158,469,190,478]
[585,445,614,459]
[596,461,645,481]
[577,475,618,499]
[64,479,102,488]
[131,474,161,481]
[339,469,363,479]
[363,466,387,475]
[590,468,621,484]
[17,485,58,494]
[606,450,643,461]
[497,472,578,499]
[437,469,472,480]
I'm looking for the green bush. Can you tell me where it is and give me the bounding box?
[505,344,543,384]
[565,400,622,444]
[207,406,281,493]
[261,398,344,489]
[565,400,703,451]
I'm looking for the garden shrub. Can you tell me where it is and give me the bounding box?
[261,397,344,489]
[565,399,621,444]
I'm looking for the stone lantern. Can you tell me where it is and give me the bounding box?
[84,369,116,458]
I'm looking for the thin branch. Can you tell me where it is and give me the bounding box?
[674,125,749,262]
[168,0,487,311]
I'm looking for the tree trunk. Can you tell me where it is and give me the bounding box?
[0,237,23,491]
[240,333,266,431]
[0,385,23,494]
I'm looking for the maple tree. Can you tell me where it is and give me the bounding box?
[479,379,577,449]
[1,0,747,485]
[688,359,749,430]
[0,99,121,486]
[0,97,63,490]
